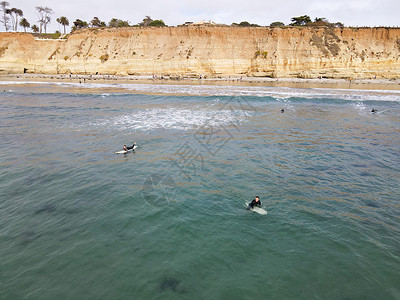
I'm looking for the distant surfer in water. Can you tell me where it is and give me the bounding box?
[123,142,136,151]
[247,196,262,210]
[371,108,377,113]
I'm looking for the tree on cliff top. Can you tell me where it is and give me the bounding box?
[90,17,106,27]
[109,18,130,27]
[31,24,38,33]
[148,20,166,27]
[240,21,259,27]
[0,1,10,31]
[72,19,88,31]
[290,15,311,26]
[8,7,23,31]
[19,17,29,32]
[308,17,334,27]
[56,16,69,34]
[232,21,260,27]
[36,6,54,33]
[334,22,344,28]
[270,22,285,27]
[139,16,153,26]
[307,17,345,28]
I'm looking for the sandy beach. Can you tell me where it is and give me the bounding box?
[1,73,399,91]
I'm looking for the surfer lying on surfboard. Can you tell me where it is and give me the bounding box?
[123,142,136,152]
[247,196,262,210]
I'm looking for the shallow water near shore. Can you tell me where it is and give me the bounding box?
[0,82,399,299]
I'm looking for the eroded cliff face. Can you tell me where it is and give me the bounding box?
[0,26,399,78]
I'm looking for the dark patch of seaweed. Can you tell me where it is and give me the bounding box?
[21,231,41,245]
[159,277,187,293]
[35,204,56,214]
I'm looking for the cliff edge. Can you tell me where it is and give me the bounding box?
[0,26,399,79]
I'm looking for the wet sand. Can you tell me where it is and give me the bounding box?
[1,73,399,91]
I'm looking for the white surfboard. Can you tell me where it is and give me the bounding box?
[244,201,267,215]
[252,206,268,215]
[115,145,137,154]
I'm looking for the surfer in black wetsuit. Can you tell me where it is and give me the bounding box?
[123,142,136,151]
[371,108,377,113]
[247,196,262,210]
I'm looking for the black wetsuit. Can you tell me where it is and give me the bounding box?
[247,199,262,210]
[126,143,135,150]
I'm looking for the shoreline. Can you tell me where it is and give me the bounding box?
[1,73,400,91]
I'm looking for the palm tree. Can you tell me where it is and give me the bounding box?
[31,24,39,33]
[56,16,69,34]
[19,17,29,32]
[13,8,23,31]
[19,18,31,32]
[8,8,23,31]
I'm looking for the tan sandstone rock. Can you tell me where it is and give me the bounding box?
[0,26,399,79]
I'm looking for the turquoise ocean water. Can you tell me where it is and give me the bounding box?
[0,81,399,299]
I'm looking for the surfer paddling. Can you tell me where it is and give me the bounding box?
[247,196,262,210]
[123,142,136,152]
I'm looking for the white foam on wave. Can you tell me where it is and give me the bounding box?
[351,101,367,111]
[308,87,400,102]
[2,80,400,102]
[90,107,255,131]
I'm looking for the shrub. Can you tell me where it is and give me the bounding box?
[270,22,285,27]
[0,46,8,57]
[254,50,268,59]
[48,48,60,60]
[233,21,260,27]
[148,20,166,27]
[100,54,109,62]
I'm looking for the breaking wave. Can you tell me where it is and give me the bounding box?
[2,80,400,102]
[87,108,254,131]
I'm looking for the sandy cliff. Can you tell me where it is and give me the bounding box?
[0,26,399,78]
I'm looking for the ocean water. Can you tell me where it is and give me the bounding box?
[0,81,399,299]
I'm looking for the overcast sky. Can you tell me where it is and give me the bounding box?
[2,0,399,32]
